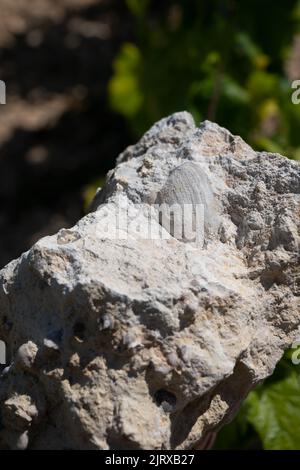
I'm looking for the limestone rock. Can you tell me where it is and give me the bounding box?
[0,112,299,449]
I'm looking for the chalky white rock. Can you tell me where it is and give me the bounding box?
[0,112,299,449]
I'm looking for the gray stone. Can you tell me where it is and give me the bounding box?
[0,112,299,449]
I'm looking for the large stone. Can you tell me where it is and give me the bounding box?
[0,112,299,449]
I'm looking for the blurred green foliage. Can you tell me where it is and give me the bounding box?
[109,0,300,159]
[108,0,300,449]
[215,348,300,449]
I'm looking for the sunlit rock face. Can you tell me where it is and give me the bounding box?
[0,112,299,449]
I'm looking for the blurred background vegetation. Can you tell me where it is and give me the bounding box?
[110,0,300,158]
[1,0,300,450]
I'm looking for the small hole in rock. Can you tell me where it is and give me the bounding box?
[73,322,86,341]
[154,389,177,412]
[260,269,286,290]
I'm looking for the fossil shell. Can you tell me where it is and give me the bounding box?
[155,162,219,241]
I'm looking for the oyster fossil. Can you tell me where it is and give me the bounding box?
[155,162,219,242]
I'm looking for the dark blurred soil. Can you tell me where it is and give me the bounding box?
[0,0,133,268]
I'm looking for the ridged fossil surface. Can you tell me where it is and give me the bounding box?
[155,162,219,241]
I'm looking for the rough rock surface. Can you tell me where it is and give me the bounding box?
[0,112,299,449]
